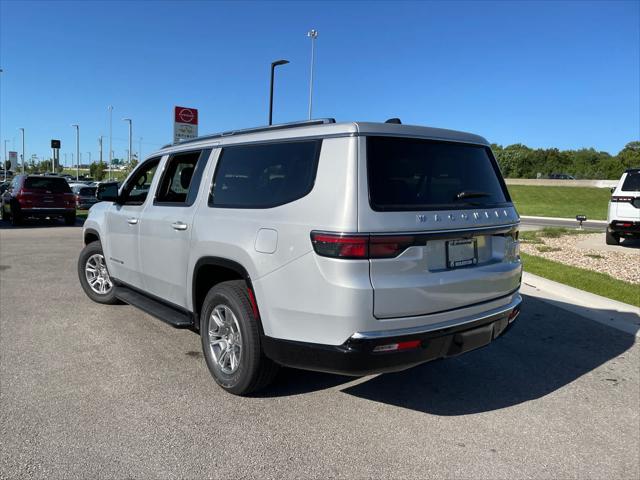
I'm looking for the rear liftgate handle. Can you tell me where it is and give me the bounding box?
[171,221,188,231]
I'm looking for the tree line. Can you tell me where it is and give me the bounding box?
[491,141,639,179]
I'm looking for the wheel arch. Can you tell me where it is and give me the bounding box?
[84,228,100,245]
[192,257,264,333]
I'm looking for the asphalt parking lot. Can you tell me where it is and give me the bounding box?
[1,223,639,479]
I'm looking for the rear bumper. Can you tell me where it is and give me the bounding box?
[19,207,75,217]
[262,294,522,376]
[609,221,640,236]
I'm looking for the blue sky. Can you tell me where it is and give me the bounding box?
[0,0,638,165]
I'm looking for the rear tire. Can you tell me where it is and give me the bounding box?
[605,229,619,245]
[77,240,120,304]
[200,280,278,395]
[65,212,76,226]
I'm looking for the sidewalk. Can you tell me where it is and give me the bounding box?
[521,272,640,336]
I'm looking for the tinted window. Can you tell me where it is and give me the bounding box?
[367,137,508,211]
[79,187,96,196]
[210,140,321,208]
[621,172,640,192]
[24,177,71,193]
[155,151,203,205]
[121,158,160,206]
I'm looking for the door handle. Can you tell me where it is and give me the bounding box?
[171,221,188,231]
[127,217,138,225]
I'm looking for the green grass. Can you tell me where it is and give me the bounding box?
[535,245,561,253]
[508,185,610,220]
[521,252,639,307]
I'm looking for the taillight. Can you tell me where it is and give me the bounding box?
[310,232,415,259]
[611,196,634,203]
[16,190,33,205]
[310,233,368,259]
[369,235,416,258]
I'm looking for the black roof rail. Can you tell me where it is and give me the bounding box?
[162,118,336,148]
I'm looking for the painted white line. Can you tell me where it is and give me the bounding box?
[521,272,640,336]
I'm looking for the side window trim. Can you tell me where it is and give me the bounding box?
[152,148,212,207]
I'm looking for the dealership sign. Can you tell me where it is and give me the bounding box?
[174,106,198,143]
[8,151,18,170]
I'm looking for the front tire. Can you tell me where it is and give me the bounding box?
[200,280,278,395]
[605,229,619,245]
[77,240,120,304]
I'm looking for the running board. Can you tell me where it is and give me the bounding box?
[114,286,194,328]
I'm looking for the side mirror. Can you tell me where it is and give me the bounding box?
[610,187,616,194]
[97,182,120,203]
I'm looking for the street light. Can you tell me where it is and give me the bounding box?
[19,128,25,173]
[71,124,79,181]
[269,59,289,126]
[3,139,8,181]
[123,118,132,164]
[108,105,113,180]
[307,29,318,120]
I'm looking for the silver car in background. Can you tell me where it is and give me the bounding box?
[78,119,522,395]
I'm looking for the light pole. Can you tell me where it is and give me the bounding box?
[3,139,7,181]
[71,124,79,181]
[123,118,132,164]
[19,128,25,173]
[108,105,113,180]
[307,29,318,120]
[98,136,105,164]
[87,152,92,164]
[268,59,289,126]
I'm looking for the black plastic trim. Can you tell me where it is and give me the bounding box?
[262,301,521,376]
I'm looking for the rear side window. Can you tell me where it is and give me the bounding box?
[79,187,96,196]
[367,137,509,211]
[24,177,71,193]
[155,150,208,206]
[621,172,640,192]
[209,140,321,208]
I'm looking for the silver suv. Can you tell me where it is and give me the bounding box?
[78,119,522,395]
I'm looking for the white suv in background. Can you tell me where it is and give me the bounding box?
[607,168,640,245]
[78,119,522,395]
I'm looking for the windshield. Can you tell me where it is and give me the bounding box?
[621,172,640,192]
[367,136,509,211]
[24,177,72,193]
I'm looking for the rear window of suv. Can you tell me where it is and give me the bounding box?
[621,172,640,191]
[24,177,71,193]
[209,140,322,208]
[367,136,509,211]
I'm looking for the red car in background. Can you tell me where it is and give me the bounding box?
[0,175,77,226]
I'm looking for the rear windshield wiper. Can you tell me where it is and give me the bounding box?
[455,190,491,201]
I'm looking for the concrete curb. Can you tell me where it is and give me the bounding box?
[520,272,640,336]
[520,215,608,225]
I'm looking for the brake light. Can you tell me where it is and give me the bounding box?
[369,235,416,258]
[310,232,416,259]
[611,196,634,203]
[16,190,33,205]
[311,233,368,259]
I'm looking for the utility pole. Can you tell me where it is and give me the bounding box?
[108,105,113,180]
[123,118,132,164]
[3,139,7,181]
[19,128,25,173]
[72,124,79,181]
[307,29,318,120]
[98,136,104,163]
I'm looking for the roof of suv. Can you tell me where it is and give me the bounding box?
[157,120,490,156]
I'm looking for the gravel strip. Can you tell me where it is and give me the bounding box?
[521,233,640,284]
